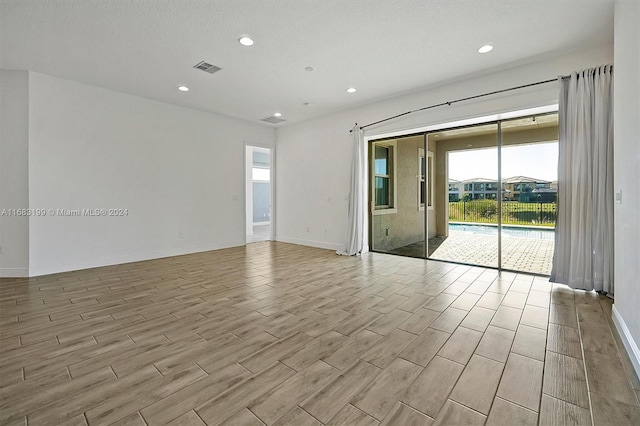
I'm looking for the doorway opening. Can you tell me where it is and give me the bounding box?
[246,146,272,243]
[368,112,558,275]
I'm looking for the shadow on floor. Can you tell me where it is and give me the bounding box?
[386,236,448,258]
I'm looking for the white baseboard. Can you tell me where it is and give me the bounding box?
[27,240,245,277]
[0,268,29,278]
[276,236,343,252]
[612,304,640,380]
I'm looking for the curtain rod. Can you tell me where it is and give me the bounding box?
[351,73,583,133]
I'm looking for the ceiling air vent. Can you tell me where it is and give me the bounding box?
[193,61,222,74]
[261,116,286,124]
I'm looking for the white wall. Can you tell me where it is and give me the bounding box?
[612,0,640,379]
[276,44,613,251]
[0,70,29,277]
[27,72,275,276]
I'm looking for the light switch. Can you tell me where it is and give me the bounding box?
[615,189,623,204]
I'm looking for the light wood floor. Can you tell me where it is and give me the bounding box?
[1,242,639,425]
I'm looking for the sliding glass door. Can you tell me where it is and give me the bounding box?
[427,123,499,269]
[499,114,558,274]
[368,112,558,275]
[369,135,426,258]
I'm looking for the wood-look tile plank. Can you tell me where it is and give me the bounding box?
[520,305,549,330]
[249,360,337,424]
[433,399,486,426]
[460,306,495,332]
[589,392,640,426]
[496,353,544,411]
[365,309,412,336]
[584,350,639,406]
[332,310,381,336]
[360,329,416,369]
[501,291,528,310]
[428,307,467,334]
[542,351,589,409]
[281,331,348,371]
[423,293,457,312]
[486,397,537,426]
[380,402,433,425]
[549,304,578,328]
[399,328,450,367]
[539,394,591,426]
[511,324,547,361]
[449,292,481,311]
[85,364,208,425]
[273,407,322,426]
[370,294,410,314]
[300,359,381,424]
[579,321,619,357]
[449,354,505,415]
[140,363,251,424]
[28,365,159,425]
[547,323,582,359]
[476,292,505,310]
[526,290,550,309]
[240,332,313,374]
[402,356,464,418]
[351,358,423,421]
[396,293,433,313]
[326,404,379,426]
[397,308,440,335]
[195,362,295,426]
[324,330,383,370]
[1,366,115,424]
[167,410,207,426]
[437,326,482,365]
[490,306,522,331]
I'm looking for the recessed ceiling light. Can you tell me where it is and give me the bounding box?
[346,87,357,93]
[273,112,282,117]
[239,36,254,46]
[177,85,189,92]
[478,44,493,53]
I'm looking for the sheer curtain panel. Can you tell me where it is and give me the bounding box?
[551,65,614,294]
[338,125,366,256]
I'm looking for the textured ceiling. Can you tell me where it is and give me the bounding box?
[0,0,614,126]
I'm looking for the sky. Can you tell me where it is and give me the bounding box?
[448,142,558,182]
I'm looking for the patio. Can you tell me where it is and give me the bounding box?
[388,230,554,275]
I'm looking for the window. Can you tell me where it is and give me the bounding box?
[372,141,397,214]
[418,148,434,210]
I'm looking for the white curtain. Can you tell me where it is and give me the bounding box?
[551,65,614,294]
[337,125,366,256]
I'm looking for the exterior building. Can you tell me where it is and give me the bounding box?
[448,179,461,201]
[449,176,558,202]
[460,178,499,200]
[503,176,556,202]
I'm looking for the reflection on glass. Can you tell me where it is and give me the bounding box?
[375,176,389,207]
[370,136,425,258]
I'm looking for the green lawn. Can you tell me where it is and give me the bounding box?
[449,200,556,227]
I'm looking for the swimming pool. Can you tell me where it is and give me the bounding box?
[450,223,555,240]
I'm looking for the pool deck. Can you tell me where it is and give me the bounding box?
[389,230,554,275]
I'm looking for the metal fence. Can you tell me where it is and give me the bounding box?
[449,200,557,227]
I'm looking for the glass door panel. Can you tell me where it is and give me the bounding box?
[370,135,426,258]
[427,123,499,268]
[500,113,559,275]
